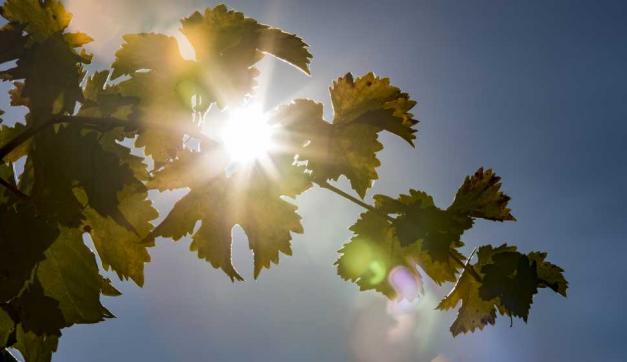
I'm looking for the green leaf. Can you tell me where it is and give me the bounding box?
[111,33,188,80]
[0,0,92,118]
[438,244,567,335]
[381,169,514,257]
[257,27,312,74]
[1,0,72,42]
[437,244,514,336]
[11,278,66,336]
[529,252,568,297]
[0,202,59,302]
[331,73,417,144]
[79,71,138,122]
[181,5,311,104]
[271,73,418,197]
[448,168,515,222]
[0,163,15,203]
[28,125,141,228]
[63,32,93,48]
[0,33,90,117]
[36,227,114,325]
[115,68,203,163]
[0,123,31,162]
[437,267,497,336]
[151,148,309,279]
[99,278,122,297]
[107,5,312,162]
[336,189,466,296]
[336,211,413,298]
[84,184,157,286]
[14,325,58,362]
[479,251,538,320]
[0,307,14,348]
[0,23,27,64]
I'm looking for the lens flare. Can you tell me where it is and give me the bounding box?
[368,260,387,285]
[388,266,422,301]
[221,103,276,164]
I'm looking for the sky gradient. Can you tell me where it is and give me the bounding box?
[2,0,627,361]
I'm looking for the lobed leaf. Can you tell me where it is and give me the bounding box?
[1,0,91,118]
[181,5,311,104]
[336,194,464,297]
[448,168,515,222]
[13,325,58,362]
[0,202,59,302]
[151,148,310,280]
[270,73,418,197]
[36,227,114,325]
[0,307,14,348]
[438,244,567,335]
[83,185,157,286]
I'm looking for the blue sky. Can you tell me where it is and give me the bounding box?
[3,0,627,361]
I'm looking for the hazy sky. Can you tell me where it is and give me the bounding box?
[3,0,627,361]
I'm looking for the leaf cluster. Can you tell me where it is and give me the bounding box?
[0,2,567,361]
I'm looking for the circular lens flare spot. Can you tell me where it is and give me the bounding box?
[368,260,387,285]
[221,103,275,164]
[388,266,422,301]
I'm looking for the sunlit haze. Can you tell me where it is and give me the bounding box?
[220,103,276,164]
[9,1,625,362]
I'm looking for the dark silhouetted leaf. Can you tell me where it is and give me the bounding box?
[0,308,14,348]
[438,244,567,335]
[1,0,91,118]
[0,202,59,302]
[0,123,30,162]
[36,227,113,325]
[11,279,65,336]
[529,252,568,297]
[14,325,58,362]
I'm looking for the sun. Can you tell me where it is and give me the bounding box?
[220,103,276,164]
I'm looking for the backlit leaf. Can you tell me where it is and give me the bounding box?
[438,244,567,335]
[448,168,515,222]
[11,279,66,336]
[0,123,31,162]
[2,0,72,42]
[271,73,418,197]
[181,5,311,104]
[0,307,14,348]
[0,202,59,302]
[529,252,568,297]
[14,325,58,362]
[36,227,113,325]
[84,184,157,286]
[151,148,309,279]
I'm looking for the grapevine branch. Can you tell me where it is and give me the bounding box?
[0,115,217,162]
[0,113,485,284]
[317,179,484,283]
[0,175,27,199]
[0,114,219,197]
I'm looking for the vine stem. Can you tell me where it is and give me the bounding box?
[316,179,483,283]
[0,114,484,283]
[0,114,219,197]
[0,175,27,200]
[0,115,217,162]
[316,180,384,218]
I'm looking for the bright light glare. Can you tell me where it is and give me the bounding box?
[221,103,275,164]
